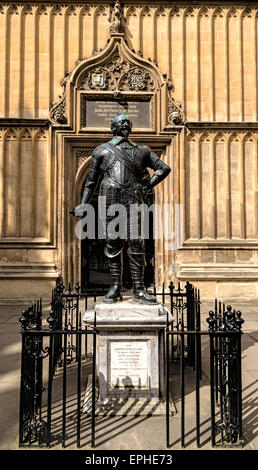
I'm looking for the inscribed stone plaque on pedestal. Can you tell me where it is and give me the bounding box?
[83,300,175,415]
[109,340,148,389]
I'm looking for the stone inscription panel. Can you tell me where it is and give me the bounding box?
[109,340,148,389]
[82,98,151,129]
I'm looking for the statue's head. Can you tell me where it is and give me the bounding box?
[111,114,132,138]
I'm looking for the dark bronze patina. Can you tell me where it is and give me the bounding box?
[72,114,171,304]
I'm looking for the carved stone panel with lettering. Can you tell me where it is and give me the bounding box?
[109,340,148,389]
[81,97,152,129]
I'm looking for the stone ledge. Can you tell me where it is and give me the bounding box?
[0,118,49,127]
[0,263,59,279]
[186,121,258,130]
[83,299,174,328]
[178,263,258,281]
[182,238,258,249]
[83,312,171,329]
[94,298,172,317]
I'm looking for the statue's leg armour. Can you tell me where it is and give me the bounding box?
[127,242,145,293]
[103,239,123,303]
[128,240,157,304]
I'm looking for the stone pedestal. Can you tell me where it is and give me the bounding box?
[83,297,174,416]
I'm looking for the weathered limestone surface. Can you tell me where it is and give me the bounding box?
[0,2,257,302]
[0,4,257,121]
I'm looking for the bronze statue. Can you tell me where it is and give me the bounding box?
[72,114,171,304]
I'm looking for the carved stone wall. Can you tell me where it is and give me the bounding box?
[0,3,257,121]
[176,127,258,301]
[0,126,51,240]
[0,1,257,303]
[185,130,257,242]
[0,124,57,303]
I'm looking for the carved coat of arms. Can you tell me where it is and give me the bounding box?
[129,72,146,91]
[91,72,104,88]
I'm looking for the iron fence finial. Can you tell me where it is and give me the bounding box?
[207,310,216,332]
[19,309,29,331]
[235,311,244,331]
[47,309,56,331]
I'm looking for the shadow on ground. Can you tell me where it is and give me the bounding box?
[0,305,257,450]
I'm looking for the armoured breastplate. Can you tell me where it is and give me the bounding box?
[105,160,138,186]
[102,142,141,187]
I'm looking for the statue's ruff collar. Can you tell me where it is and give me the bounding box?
[109,136,137,147]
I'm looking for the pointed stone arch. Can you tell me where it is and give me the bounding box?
[4,128,18,140]
[212,7,223,19]
[229,131,241,143]
[198,6,209,19]
[214,131,226,143]
[243,131,255,143]
[241,7,252,19]
[169,7,180,18]
[49,28,185,132]
[199,131,211,143]
[18,128,32,140]
[140,6,151,18]
[154,6,166,18]
[75,154,92,200]
[227,7,238,19]
[47,3,185,287]
[125,6,137,19]
[71,37,163,91]
[184,7,194,19]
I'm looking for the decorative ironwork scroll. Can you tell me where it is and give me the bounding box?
[207,306,244,446]
[19,302,49,446]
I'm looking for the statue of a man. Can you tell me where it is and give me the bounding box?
[72,114,171,304]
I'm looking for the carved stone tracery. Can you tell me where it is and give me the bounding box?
[121,67,154,92]
[49,0,185,128]
[168,95,185,126]
[75,150,92,172]
[79,66,115,91]
[78,54,155,93]
[50,96,67,124]
[0,127,48,141]
[50,72,70,125]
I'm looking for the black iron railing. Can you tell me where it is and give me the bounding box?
[19,280,244,449]
[51,279,201,371]
[166,305,244,448]
[19,304,98,448]
[51,281,101,370]
[150,281,202,375]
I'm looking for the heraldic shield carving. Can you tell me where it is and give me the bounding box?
[49,1,185,132]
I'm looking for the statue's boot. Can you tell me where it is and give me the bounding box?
[128,250,157,305]
[104,254,122,303]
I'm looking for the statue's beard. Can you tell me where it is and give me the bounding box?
[117,128,130,138]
